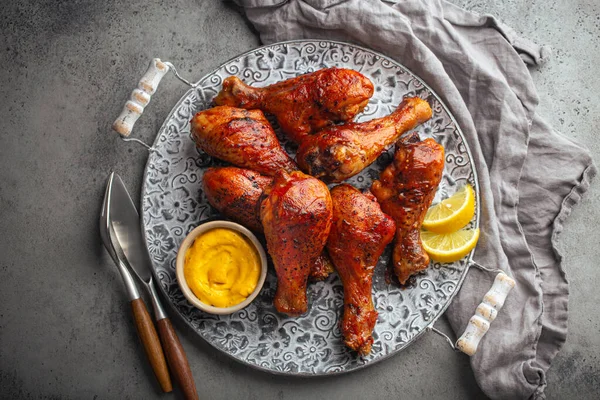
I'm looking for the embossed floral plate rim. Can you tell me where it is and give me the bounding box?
[140,39,480,376]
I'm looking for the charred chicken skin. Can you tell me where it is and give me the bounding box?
[202,166,334,280]
[309,248,335,281]
[260,171,333,316]
[297,97,432,182]
[214,68,374,144]
[371,133,444,285]
[202,167,272,232]
[191,106,297,176]
[327,184,396,355]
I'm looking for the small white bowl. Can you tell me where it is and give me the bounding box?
[175,220,268,315]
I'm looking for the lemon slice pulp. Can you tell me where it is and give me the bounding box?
[421,228,480,263]
[422,184,475,233]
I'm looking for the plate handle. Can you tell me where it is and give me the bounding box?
[455,272,516,356]
[112,58,170,137]
[428,270,515,356]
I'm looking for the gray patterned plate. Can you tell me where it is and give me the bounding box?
[141,40,479,376]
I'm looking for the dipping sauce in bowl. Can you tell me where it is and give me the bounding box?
[184,228,261,308]
[176,220,267,315]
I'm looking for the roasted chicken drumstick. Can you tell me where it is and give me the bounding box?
[191,106,297,176]
[202,167,272,232]
[297,97,432,182]
[202,167,334,280]
[214,68,374,144]
[260,171,333,315]
[327,184,396,355]
[371,133,444,285]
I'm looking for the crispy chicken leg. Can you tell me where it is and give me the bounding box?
[327,184,396,355]
[191,106,297,176]
[297,97,432,182]
[202,167,334,280]
[214,68,374,144]
[202,167,272,232]
[309,248,335,281]
[260,171,333,315]
[371,133,444,285]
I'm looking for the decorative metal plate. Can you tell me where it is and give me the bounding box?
[141,40,479,376]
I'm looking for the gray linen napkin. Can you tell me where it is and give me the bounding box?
[232,0,597,398]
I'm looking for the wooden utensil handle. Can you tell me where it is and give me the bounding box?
[131,298,173,393]
[157,318,199,400]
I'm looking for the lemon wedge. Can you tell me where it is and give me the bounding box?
[421,228,480,263]
[422,184,475,233]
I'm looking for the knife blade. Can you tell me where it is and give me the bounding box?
[108,173,199,400]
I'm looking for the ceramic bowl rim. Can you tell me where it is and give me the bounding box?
[175,220,268,315]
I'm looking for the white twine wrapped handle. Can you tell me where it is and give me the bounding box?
[456,272,516,356]
[112,58,170,137]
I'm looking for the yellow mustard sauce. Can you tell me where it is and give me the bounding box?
[184,228,261,308]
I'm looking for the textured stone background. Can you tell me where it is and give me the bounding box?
[0,0,598,398]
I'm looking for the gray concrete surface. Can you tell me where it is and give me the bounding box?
[0,0,598,399]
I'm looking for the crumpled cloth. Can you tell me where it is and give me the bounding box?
[231,0,597,398]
